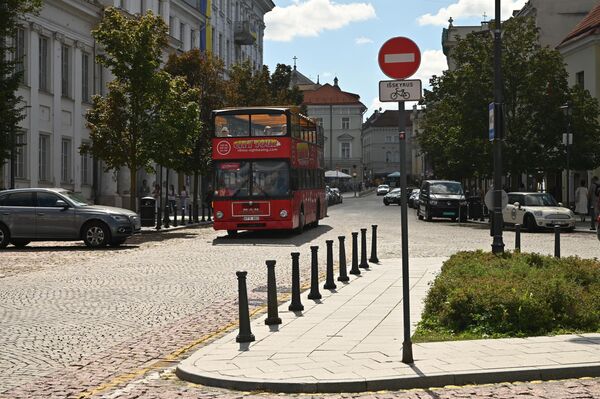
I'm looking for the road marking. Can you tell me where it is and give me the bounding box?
[384,53,415,63]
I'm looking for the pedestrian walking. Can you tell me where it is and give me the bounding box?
[205,185,214,218]
[180,186,189,214]
[574,180,588,222]
[168,184,177,213]
[151,182,161,212]
[589,176,600,218]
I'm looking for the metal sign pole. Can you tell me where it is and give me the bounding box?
[398,101,413,364]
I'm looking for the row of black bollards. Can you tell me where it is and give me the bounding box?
[236,225,380,343]
[513,223,563,258]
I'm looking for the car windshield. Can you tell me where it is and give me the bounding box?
[389,188,401,194]
[62,191,89,206]
[430,182,463,195]
[215,160,289,198]
[523,193,558,207]
[379,185,388,189]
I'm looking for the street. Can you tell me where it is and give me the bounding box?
[1,193,599,398]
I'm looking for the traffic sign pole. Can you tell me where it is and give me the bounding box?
[492,0,505,254]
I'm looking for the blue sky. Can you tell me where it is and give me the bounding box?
[262,0,526,119]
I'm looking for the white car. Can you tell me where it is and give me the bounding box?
[503,192,575,232]
[376,184,390,196]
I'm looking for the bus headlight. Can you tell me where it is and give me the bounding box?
[215,211,224,219]
[279,209,288,218]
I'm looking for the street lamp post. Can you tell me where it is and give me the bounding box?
[491,0,505,254]
[560,103,572,208]
[352,165,357,197]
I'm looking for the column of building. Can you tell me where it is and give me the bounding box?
[28,23,41,186]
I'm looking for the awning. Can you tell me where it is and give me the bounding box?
[325,170,352,178]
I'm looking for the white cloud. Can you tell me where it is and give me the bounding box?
[265,0,376,42]
[418,0,527,26]
[355,36,373,45]
[412,49,448,87]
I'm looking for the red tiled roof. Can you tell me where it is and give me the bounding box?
[559,1,600,46]
[303,83,365,108]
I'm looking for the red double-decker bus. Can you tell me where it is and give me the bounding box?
[211,107,327,236]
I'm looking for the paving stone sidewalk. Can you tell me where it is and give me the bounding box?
[177,257,600,393]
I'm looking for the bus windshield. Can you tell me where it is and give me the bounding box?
[215,161,289,198]
[215,113,288,137]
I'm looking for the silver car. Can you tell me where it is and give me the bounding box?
[0,188,141,249]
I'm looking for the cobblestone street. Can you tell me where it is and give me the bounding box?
[1,193,599,398]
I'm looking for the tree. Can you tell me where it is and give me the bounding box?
[84,8,198,210]
[0,0,40,185]
[164,50,225,211]
[225,60,303,107]
[419,16,600,182]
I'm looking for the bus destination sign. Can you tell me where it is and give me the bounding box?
[213,138,289,159]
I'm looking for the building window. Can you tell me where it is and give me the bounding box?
[81,147,93,185]
[576,71,584,87]
[61,138,71,183]
[169,16,175,36]
[61,45,70,97]
[218,33,223,59]
[386,151,391,162]
[341,117,350,130]
[39,36,50,91]
[385,135,392,143]
[14,28,26,83]
[15,132,27,179]
[82,52,90,102]
[180,22,185,41]
[39,134,51,181]
[341,142,350,159]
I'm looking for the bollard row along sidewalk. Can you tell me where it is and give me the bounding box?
[177,257,600,393]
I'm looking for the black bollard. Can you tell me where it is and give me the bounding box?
[369,225,379,263]
[307,246,322,300]
[173,206,178,227]
[163,205,170,228]
[236,271,255,343]
[188,204,193,224]
[591,205,596,231]
[201,202,206,222]
[207,203,212,221]
[337,236,349,282]
[194,203,199,223]
[359,228,369,269]
[515,223,521,252]
[554,225,561,258]
[324,240,337,290]
[181,204,185,225]
[289,252,304,311]
[155,203,162,231]
[349,232,361,275]
[265,260,282,325]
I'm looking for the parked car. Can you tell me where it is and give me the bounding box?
[383,188,402,205]
[417,180,467,222]
[503,192,575,232]
[331,188,343,204]
[408,188,420,208]
[376,184,390,196]
[0,188,141,249]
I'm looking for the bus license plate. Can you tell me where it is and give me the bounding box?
[243,216,259,221]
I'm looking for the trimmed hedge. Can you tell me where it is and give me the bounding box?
[414,251,600,342]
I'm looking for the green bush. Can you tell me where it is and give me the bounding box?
[414,251,600,342]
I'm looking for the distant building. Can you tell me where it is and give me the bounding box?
[442,17,490,71]
[302,77,367,181]
[361,109,416,184]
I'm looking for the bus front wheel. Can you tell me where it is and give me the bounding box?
[227,229,238,237]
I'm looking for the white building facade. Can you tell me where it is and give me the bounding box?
[2,0,272,208]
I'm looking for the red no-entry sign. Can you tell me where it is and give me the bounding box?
[378,37,421,80]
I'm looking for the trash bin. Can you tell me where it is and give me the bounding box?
[468,196,483,220]
[140,196,156,227]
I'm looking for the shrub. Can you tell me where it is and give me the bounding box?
[414,251,600,342]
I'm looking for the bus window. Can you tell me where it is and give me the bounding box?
[215,162,251,196]
[251,114,287,136]
[252,161,289,197]
[215,115,250,137]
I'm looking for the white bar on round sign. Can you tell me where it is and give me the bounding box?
[384,53,415,63]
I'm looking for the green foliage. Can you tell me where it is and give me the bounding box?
[0,0,41,166]
[419,16,600,180]
[225,61,304,107]
[85,8,200,208]
[414,250,600,342]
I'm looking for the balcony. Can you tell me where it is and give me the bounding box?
[234,21,256,45]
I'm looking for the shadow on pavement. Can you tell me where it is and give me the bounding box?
[569,336,600,345]
[212,225,334,247]
[1,244,139,252]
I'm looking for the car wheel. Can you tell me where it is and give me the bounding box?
[383,200,389,206]
[227,229,238,237]
[83,222,110,248]
[525,214,537,232]
[11,239,30,248]
[109,238,127,247]
[0,225,11,249]
[451,217,457,222]
[417,208,424,220]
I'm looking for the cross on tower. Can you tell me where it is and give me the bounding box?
[483,12,488,22]
[293,56,297,69]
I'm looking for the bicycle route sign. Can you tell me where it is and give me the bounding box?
[379,79,422,102]
[378,36,421,79]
